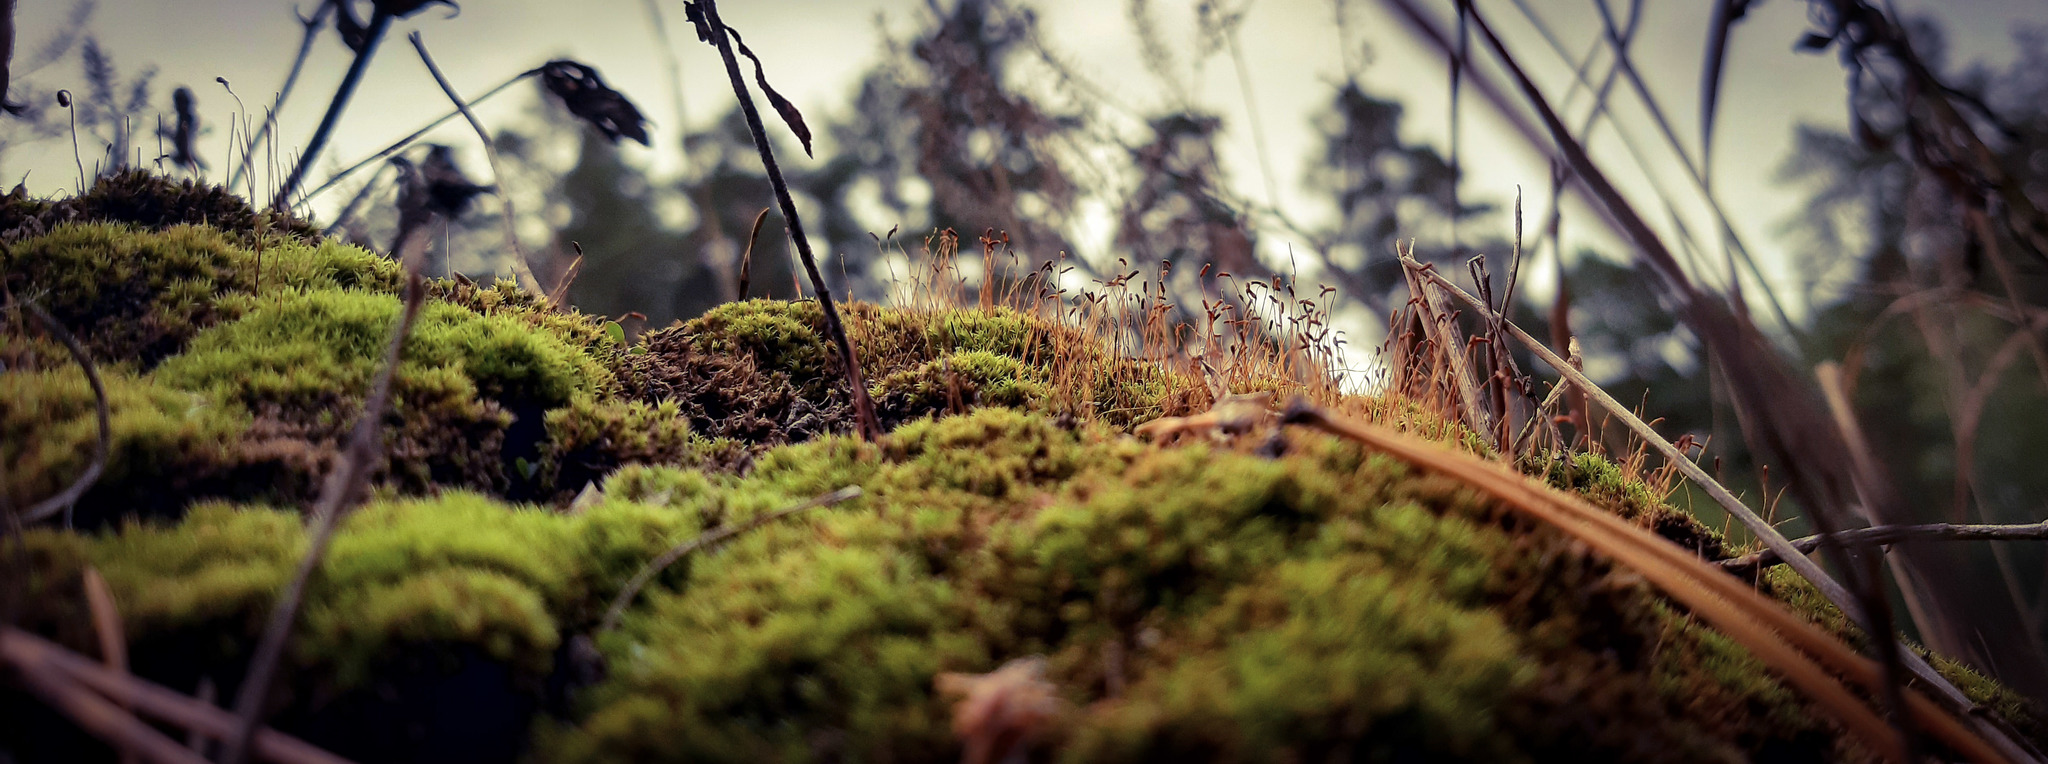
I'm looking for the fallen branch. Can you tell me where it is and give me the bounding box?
[598,486,861,634]
[0,627,353,764]
[1722,521,2048,575]
[20,300,108,526]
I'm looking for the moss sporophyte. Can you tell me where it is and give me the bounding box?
[3,185,2043,763]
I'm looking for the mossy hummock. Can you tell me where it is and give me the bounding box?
[3,182,2043,763]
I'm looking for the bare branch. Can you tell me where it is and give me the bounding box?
[1723,521,2048,575]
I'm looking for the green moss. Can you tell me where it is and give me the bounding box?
[541,397,740,498]
[0,170,320,243]
[17,491,698,696]
[0,367,248,523]
[158,287,602,412]
[1530,451,1727,558]
[2,222,401,367]
[685,299,836,389]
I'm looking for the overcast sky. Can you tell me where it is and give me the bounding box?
[5,0,2041,315]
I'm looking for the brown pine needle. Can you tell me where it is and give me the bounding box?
[1281,401,2002,764]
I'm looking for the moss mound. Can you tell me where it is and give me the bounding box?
[3,183,2044,763]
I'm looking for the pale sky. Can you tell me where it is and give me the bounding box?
[5,0,2041,322]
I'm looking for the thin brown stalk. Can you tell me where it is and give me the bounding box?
[10,659,209,764]
[1279,401,1998,764]
[20,300,107,525]
[220,264,427,764]
[1404,257,2035,763]
[1722,521,2048,575]
[1,627,353,764]
[407,32,542,295]
[689,0,882,441]
[82,566,136,764]
[598,486,861,634]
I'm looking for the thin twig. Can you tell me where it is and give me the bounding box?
[690,0,882,441]
[406,32,542,295]
[0,627,353,764]
[1723,521,2048,575]
[298,70,539,206]
[598,486,861,634]
[221,265,427,764]
[273,8,392,211]
[20,300,108,526]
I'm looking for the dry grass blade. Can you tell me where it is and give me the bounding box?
[736,206,771,299]
[227,0,336,195]
[1279,401,2002,764]
[220,267,428,764]
[20,300,108,525]
[599,486,861,634]
[1405,258,2037,763]
[1698,0,1752,185]
[408,31,543,295]
[1,627,353,764]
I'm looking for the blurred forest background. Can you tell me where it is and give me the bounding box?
[3,0,2046,700]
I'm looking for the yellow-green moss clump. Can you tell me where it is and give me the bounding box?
[5,182,2044,763]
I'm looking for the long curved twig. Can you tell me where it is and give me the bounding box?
[598,486,861,635]
[20,300,108,526]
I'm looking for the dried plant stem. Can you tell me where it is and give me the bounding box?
[221,267,427,764]
[10,659,210,764]
[298,70,538,206]
[82,566,137,764]
[1279,401,1997,764]
[1722,521,2048,575]
[1401,257,2035,764]
[693,0,883,441]
[20,300,108,525]
[273,9,392,211]
[0,628,353,764]
[229,0,335,196]
[599,486,861,634]
[407,32,542,295]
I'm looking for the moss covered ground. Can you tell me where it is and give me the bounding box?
[2,178,2043,762]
